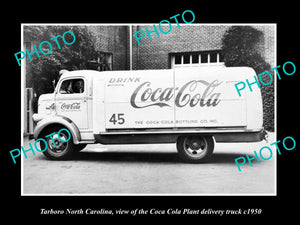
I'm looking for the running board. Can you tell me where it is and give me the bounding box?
[100,127,258,135]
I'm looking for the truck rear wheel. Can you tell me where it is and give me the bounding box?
[39,126,75,160]
[176,135,214,163]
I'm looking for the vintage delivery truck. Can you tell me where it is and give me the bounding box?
[32,67,266,163]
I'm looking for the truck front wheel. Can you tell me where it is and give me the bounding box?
[176,135,214,163]
[39,126,75,160]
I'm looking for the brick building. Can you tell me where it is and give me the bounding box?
[131,24,275,70]
[87,26,130,71]
[86,24,275,71]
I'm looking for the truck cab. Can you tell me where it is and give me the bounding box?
[33,68,266,163]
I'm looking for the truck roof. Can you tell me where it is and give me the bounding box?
[59,67,256,80]
[59,70,103,79]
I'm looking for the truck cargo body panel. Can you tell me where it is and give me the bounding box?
[101,67,256,132]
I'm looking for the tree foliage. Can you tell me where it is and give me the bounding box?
[25,25,98,99]
[221,26,274,131]
[221,26,271,73]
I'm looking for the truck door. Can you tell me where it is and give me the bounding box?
[55,77,89,129]
[105,70,175,129]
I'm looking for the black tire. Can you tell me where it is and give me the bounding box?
[73,144,87,152]
[39,126,75,160]
[176,135,214,163]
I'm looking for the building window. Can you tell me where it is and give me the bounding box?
[183,54,190,64]
[88,52,113,71]
[170,50,224,68]
[99,52,112,71]
[25,42,32,51]
[201,53,208,63]
[192,54,199,63]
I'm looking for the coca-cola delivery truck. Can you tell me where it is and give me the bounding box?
[32,67,266,163]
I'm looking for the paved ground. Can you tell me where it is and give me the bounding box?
[22,132,275,195]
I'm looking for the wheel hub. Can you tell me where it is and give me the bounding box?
[190,140,201,150]
[183,136,208,158]
[47,133,68,152]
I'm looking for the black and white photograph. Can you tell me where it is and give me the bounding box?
[4,5,298,220]
[20,23,276,195]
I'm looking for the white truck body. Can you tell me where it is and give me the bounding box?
[33,67,265,162]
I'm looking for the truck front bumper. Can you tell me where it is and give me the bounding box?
[32,113,47,122]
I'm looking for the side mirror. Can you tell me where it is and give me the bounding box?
[52,79,56,91]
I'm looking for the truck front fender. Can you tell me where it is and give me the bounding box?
[33,115,81,144]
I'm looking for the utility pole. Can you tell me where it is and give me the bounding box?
[129,25,132,70]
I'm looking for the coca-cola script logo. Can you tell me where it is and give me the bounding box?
[61,102,81,111]
[130,80,222,108]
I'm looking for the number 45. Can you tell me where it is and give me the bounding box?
[109,113,125,125]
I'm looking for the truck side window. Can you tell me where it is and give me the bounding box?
[59,79,84,94]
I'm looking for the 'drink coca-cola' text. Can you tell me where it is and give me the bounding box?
[130,80,222,109]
